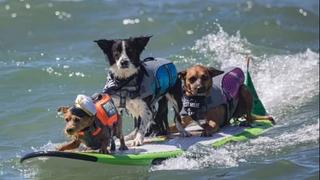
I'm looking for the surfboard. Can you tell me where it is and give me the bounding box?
[20,69,273,166]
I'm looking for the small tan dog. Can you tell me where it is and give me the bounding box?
[58,94,127,153]
[171,64,274,136]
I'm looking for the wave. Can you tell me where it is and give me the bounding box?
[151,122,319,171]
[189,24,319,116]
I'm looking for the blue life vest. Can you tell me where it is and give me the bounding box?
[140,57,177,99]
[103,57,177,106]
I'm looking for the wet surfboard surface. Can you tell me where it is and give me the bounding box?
[20,120,272,166]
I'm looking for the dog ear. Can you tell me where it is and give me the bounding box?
[208,67,224,77]
[130,36,152,55]
[94,39,115,54]
[178,70,187,80]
[57,106,69,114]
[94,39,116,65]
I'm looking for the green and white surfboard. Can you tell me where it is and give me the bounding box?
[20,70,273,166]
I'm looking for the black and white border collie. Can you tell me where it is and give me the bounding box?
[94,36,183,146]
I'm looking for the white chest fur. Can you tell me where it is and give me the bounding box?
[111,96,152,120]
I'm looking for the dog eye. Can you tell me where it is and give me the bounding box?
[201,75,209,81]
[126,48,133,54]
[114,52,120,58]
[74,118,80,123]
[188,76,197,83]
[64,118,70,122]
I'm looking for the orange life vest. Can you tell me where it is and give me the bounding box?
[77,94,119,139]
[95,94,119,127]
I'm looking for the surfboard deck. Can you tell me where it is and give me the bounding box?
[20,120,272,166]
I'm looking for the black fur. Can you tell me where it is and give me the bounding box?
[95,36,151,67]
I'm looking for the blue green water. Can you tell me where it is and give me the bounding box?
[0,0,319,179]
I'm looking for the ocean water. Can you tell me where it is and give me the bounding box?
[0,0,319,179]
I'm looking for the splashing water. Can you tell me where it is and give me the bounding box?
[151,121,319,171]
[192,24,319,116]
[192,23,251,69]
[253,49,319,114]
[30,141,57,152]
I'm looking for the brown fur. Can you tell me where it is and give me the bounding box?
[171,65,274,136]
[57,106,127,153]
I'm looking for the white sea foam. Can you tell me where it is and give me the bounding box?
[151,122,319,171]
[123,18,140,25]
[253,49,319,114]
[192,24,251,69]
[31,141,57,152]
[191,24,319,116]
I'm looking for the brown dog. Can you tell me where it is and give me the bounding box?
[57,94,128,153]
[170,65,274,136]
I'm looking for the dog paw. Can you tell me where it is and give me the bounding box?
[99,148,110,154]
[119,145,129,151]
[132,132,144,146]
[200,131,213,137]
[268,116,276,125]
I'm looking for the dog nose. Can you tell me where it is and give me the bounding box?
[197,86,206,93]
[66,128,74,134]
[120,60,129,67]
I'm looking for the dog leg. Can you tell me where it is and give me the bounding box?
[169,116,192,137]
[58,139,81,151]
[119,136,128,151]
[240,85,275,124]
[116,118,128,151]
[201,120,219,137]
[133,114,151,146]
[125,98,152,146]
[133,108,153,146]
[110,138,116,152]
[99,139,110,154]
[146,97,169,136]
[165,93,191,137]
[237,85,253,123]
[250,114,276,125]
